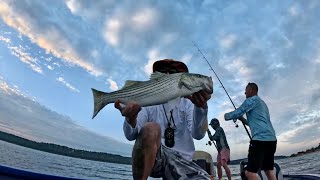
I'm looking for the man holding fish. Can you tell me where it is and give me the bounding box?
[109,59,213,179]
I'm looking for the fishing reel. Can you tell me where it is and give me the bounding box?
[233,119,239,128]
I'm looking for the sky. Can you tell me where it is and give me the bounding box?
[0,0,319,160]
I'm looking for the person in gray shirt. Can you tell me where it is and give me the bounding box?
[207,118,231,180]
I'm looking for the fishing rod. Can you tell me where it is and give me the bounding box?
[193,41,252,141]
[206,139,221,156]
[206,140,218,150]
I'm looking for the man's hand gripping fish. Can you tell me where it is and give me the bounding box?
[91,72,213,118]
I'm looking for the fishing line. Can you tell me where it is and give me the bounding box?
[192,41,252,141]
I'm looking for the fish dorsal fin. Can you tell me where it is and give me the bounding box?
[121,80,143,89]
[150,72,168,80]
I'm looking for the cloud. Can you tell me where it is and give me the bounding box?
[0,76,34,100]
[9,46,43,74]
[47,65,54,70]
[0,77,132,156]
[104,18,122,47]
[56,77,80,93]
[131,8,158,31]
[0,0,102,76]
[219,34,237,49]
[143,49,163,75]
[1,34,44,74]
[0,35,10,43]
[66,0,116,20]
[107,78,118,91]
[1,0,320,159]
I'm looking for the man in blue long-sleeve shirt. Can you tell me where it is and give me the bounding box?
[224,83,277,180]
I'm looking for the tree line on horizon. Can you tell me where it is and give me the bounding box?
[1,130,317,165]
[0,131,132,165]
[289,143,320,157]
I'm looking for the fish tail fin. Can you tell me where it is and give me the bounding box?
[92,88,109,119]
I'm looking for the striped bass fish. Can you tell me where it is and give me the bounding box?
[91,72,213,118]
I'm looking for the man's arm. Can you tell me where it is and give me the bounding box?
[207,130,213,141]
[224,97,257,121]
[115,100,144,141]
[123,119,139,141]
[192,106,208,139]
[186,90,212,140]
[207,129,219,141]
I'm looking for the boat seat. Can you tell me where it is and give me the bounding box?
[193,159,211,175]
[192,151,215,179]
[240,161,283,180]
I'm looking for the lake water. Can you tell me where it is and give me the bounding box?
[0,140,319,179]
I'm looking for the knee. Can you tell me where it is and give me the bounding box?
[264,170,275,179]
[221,160,227,167]
[245,171,256,179]
[139,122,161,143]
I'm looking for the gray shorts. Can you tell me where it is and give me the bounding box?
[150,145,211,180]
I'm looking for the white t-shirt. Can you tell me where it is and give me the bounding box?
[123,98,208,161]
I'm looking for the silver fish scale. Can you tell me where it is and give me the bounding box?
[92,72,212,118]
[118,74,179,94]
[101,73,181,104]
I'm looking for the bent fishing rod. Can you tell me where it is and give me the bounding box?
[192,41,252,141]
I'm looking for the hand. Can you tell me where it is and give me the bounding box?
[185,89,212,109]
[238,116,248,125]
[238,116,246,122]
[115,100,141,128]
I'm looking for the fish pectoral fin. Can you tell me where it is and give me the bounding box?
[121,80,143,89]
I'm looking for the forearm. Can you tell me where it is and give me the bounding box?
[224,108,245,120]
[207,131,213,141]
[123,119,138,141]
[192,106,208,140]
[225,97,256,121]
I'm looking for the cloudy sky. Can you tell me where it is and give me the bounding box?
[0,0,319,160]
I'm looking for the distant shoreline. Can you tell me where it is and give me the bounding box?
[226,155,287,165]
[1,130,319,166]
[226,143,320,165]
[289,143,320,157]
[0,131,132,165]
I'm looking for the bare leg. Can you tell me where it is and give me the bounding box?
[221,161,231,180]
[264,170,276,180]
[217,163,222,180]
[132,122,161,180]
[245,171,258,180]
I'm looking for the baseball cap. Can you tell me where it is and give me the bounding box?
[209,118,220,126]
[153,59,188,73]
